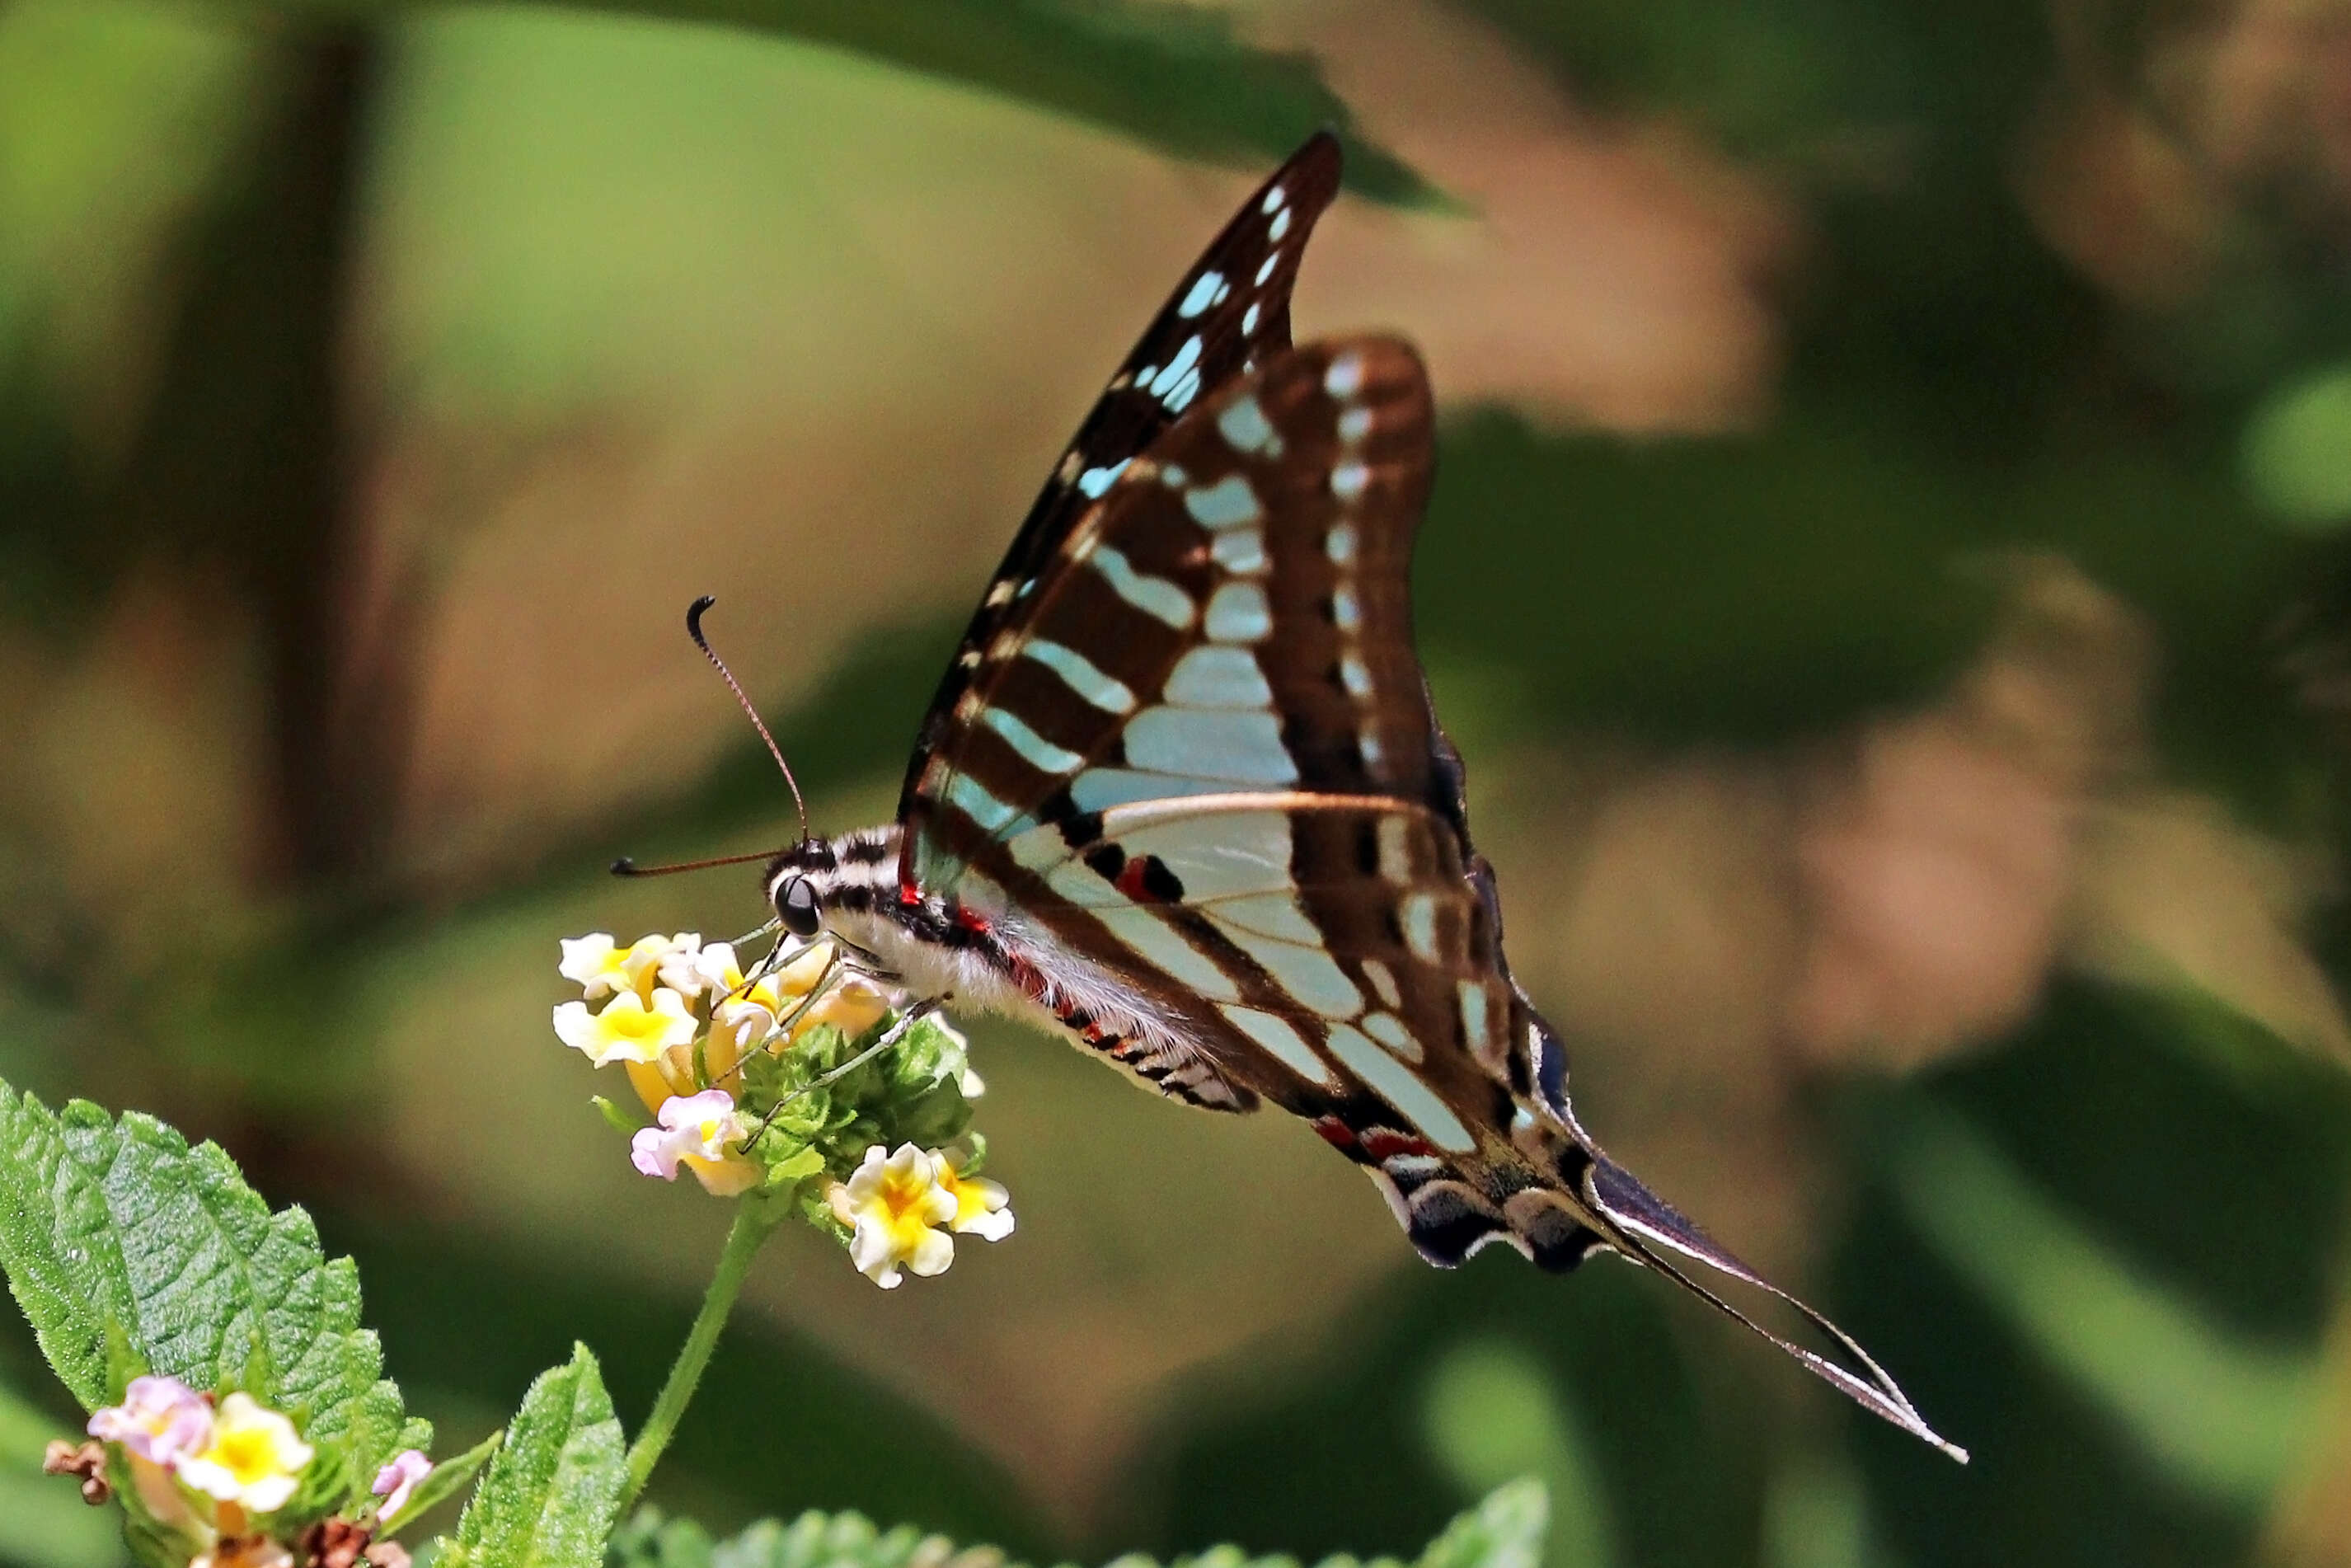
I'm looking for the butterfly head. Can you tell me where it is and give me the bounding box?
[761,829,903,942]
[773,871,822,937]
[762,838,838,939]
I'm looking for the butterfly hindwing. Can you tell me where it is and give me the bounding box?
[898,132,1345,836]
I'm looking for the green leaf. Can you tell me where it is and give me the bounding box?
[1422,1347,1605,1568]
[383,1426,504,1541]
[265,0,1433,207]
[1414,1481,1548,1568]
[0,1082,419,1502]
[610,1482,1546,1568]
[606,1510,714,1568]
[443,1344,624,1568]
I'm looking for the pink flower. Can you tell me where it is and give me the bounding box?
[630,1090,747,1181]
[87,1374,212,1467]
[373,1448,433,1523]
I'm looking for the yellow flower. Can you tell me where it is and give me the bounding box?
[805,974,894,1040]
[692,942,789,1068]
[553,988,697,1068]
[683,938,891,1096]
[826,1144,957,1288]
[934,1151,1015,1241]
[174,1394,312,1514]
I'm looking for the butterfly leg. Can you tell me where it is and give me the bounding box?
[740,998,945,1143]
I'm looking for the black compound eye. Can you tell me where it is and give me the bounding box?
[777,875,822,938]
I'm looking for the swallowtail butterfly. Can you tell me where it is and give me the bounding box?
[761,133,1963,1460]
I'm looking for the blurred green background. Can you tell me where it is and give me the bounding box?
[8,0,2351,1563]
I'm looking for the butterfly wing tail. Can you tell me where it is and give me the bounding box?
[1378,1117,1965,1461]
[1576,1148,1969,1462]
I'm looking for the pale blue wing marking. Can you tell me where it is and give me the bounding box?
[1218,1005,1337,1087]
[1091,546,1194,629]
[1164,646,1274,709]
[1325,1024,1476,1150]
[1184,474,1264,528]
[1042,860,1240,1002]
[1023,639,1137,715]
[1124,708,1296,783]
[983,706,1085,773]
[1205,582,1272,641]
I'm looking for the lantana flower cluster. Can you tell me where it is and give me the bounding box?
[62,1373,430,1568]
[556,929,1012,1286]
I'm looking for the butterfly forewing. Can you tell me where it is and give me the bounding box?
[910,335,1445,889]
[900,335,1528,1135]
[898,132,1345,842]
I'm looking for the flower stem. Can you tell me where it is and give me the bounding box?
[620,1199,781,1511]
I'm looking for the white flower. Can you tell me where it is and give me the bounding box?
[558,932,699,1002]
[553,988,697,1066]
[934,1151,1015,1242]
[826,1144,958,1288]
[692,942,787,1054]
[557,933,626,999]
[372,1447,433,1523]
[87,1374,212,1467]
[631,1090,747,1181]
[173,1392,312,1513]
[653,933,714,998]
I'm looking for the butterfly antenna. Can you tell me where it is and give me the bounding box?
[687,594,811,845]
[611,847,782,878]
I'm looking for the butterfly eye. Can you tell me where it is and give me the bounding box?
[776,875,823,938]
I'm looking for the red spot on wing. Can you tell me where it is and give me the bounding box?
[1114,856,1158,902]
[953,904,992,934]
[1360,1129,1436,1162]
[1312,1115,1358,1151]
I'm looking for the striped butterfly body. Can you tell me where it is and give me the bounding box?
[767,134,1963,1460]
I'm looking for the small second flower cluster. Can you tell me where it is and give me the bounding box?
[78,1374,429,1567]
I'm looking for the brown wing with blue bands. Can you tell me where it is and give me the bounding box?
[905,334,1443,898]
[896,131,1344,847]
[889,323,1967,1461]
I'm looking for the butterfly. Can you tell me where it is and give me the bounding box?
[759,132,1964,1461]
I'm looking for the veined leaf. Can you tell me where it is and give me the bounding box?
[0,1082,420,1496]
[441,1344,625,1568]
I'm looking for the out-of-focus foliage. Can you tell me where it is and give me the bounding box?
[8,0,2351,1564]
[608,1479,1548,1568]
